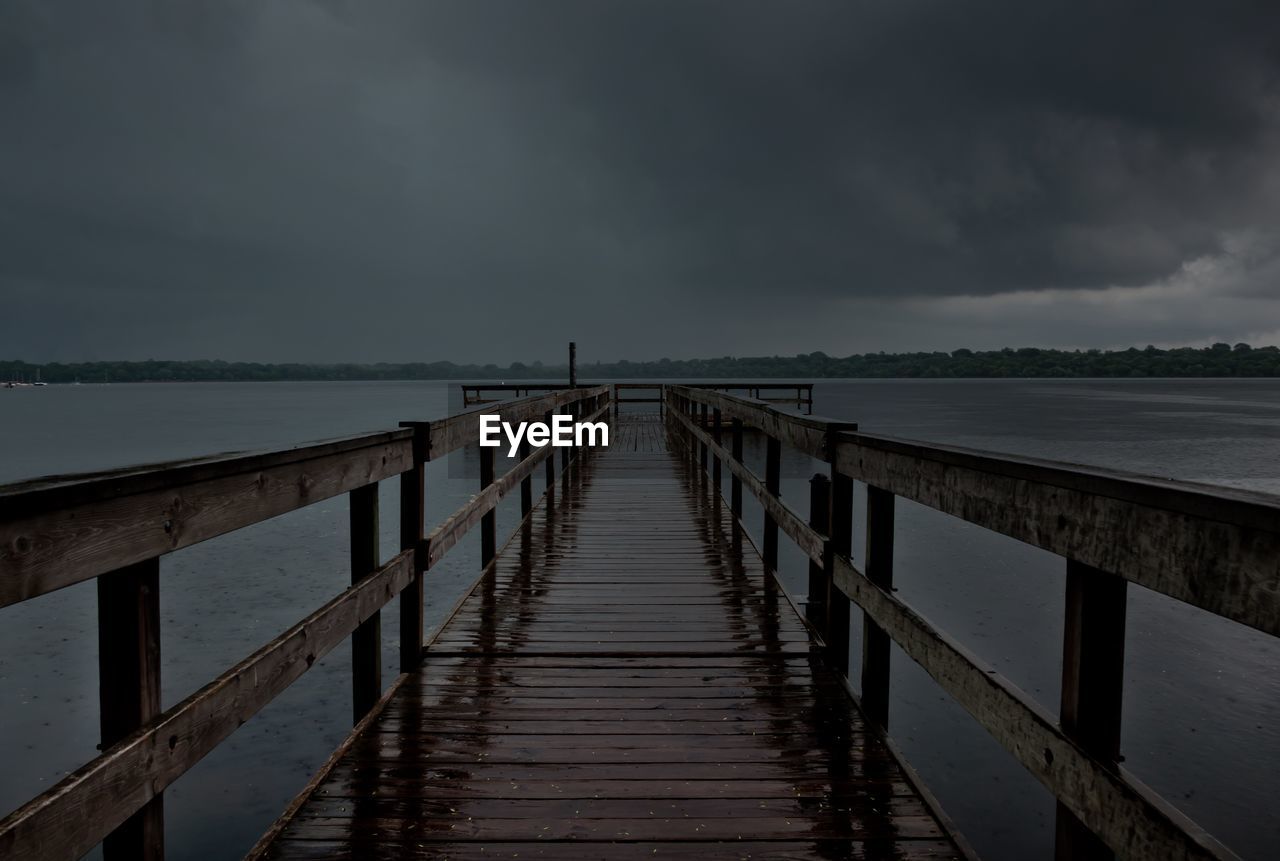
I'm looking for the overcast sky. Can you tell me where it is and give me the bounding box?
[3,1,1279,364]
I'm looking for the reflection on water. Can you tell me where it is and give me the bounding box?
[1,378,1278,859]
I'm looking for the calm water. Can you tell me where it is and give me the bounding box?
[1,379,1278,859]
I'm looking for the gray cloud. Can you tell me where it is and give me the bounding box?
[2,0,1279,362]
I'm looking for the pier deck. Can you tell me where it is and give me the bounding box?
[255,422,962,859]
[5,382,1262,861]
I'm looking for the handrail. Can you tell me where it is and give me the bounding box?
[832,432,1280,637]
[0,385,611,861]
[0,386,608,608]
[664,383,1268,861]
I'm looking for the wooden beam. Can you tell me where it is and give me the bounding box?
[730,418,744,520]
[1,432,413,607]
[423,399,610,570]
[480,446,496,567]
[0,549,414,861]
[1056,560,1128,861]
[667,407,824,564]
[97,557,163,861]
[544,409,556,497]
[833,433,1280,638]
[414,386,609,461]
[666,385,851,461]
[519,440,533,518]
[763,435,781,570]
[712,408,723,490]
[827,467,853,677]
[349,483,380,723]
[862,485,895,729]
[807,473,830,632]
[699,403,710,471]
[398,428,426,673]
[830,554,1238,861]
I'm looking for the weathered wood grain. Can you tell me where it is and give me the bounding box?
[97,557,163,861]
[668,405,824,563]
[0,549,413,861]
[423,400,609,569]
[667,385,851,459]
[254,418,963,861]
[830,554,1239,861]
[835,432,1280,638]
[0,435,413,607]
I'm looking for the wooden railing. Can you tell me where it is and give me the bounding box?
[663,384,1276,861]
[460,382,572,406]
[464,381,813,414]
[0,385,610,861]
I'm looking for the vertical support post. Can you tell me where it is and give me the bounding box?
[1055,560,1127,861]
[544,410,556,496]
[699,402,709,471]
[519,439,533,518]
[349,482,380,724]
[689,399,698,465]
[862,485,895,728]
[730,418,744,520]
[560,404,571,472]
[807,474,830,631]
[98,557,163,861]
[711,407,723,490]
[827,466,853,677]
[398,428,426,673]
[480,445,496,567]
[763,435,781,570]
[568,341,577,387]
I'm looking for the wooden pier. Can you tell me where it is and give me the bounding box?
[250,416,960,859]
[462,382,814,414]
[1,384,1276,860]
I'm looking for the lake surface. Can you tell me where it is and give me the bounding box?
[2,379,1277,859]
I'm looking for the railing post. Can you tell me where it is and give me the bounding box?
[560,405,571,473]
[98,557,163,861]
[349,482,380,724]
[763,435,781,570]
[730,418,744,520]
[712,407,723,490]
[700,402,709,471]
[827,464,853,677]
[519,439,533,518]
[807,474,830,633]
[480,445,496,566]
[689,399,699,466]
[398,428,426,672]
[544,410,555,497]
[1055,560,1127,861]
[862,485,895,728]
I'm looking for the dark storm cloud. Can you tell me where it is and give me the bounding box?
[2,0,1279,362]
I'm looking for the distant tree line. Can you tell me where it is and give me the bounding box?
[3,343,1279,383]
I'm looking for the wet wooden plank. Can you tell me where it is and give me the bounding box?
[264,839,961,860]
[252,419,963,861]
